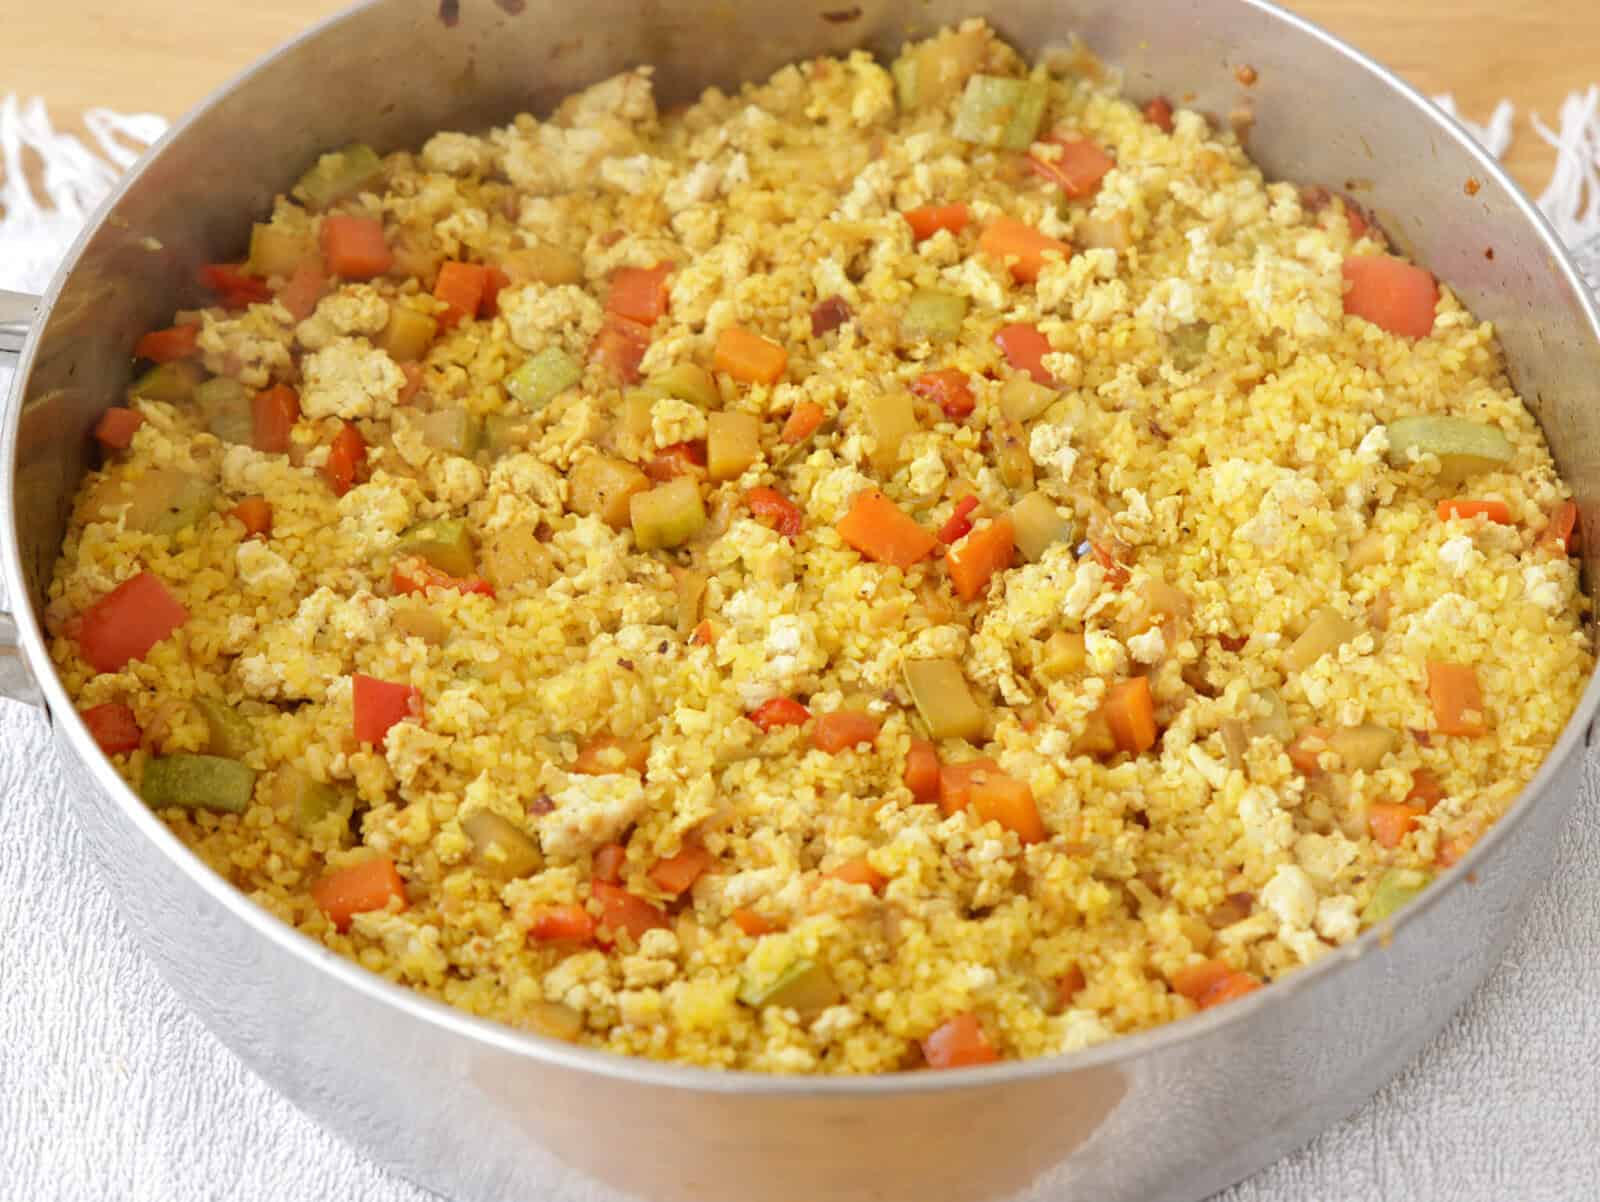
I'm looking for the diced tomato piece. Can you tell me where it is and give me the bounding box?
[644,440,707,482]
[1368,801,1425,849]
[1539,500,1581,554]
[1090,541,1130,588]
[390,557,495,598]
[351,673,422,746]
[528,903,596,944]
[134,324,200,363]
[911,368,976,420]
[746,486,804,538]
[80,702,142,755]
[826,857,886,892]
[251,384,301,454]
[1342,255,1437,339]
[903,203,972,242]
[591,881,668,945]
[323,421,367,496]
[593,842,627,884]
[648,844,714,897]
[781,401,827,444]
[810,296,852,337]
[1028,138,1115,200]
[199,263,272,308]
[312,857,406,933]
[433,261,489,330]
[749,697,811,732]
[937,495,980,544]
[94,408,145,452]
[978,217,1071,284]
[230,496,273,538]
[1143,96,1175,132]
[731,908,775,936]
[937,757,1001,817]
[320,215,393,280]
[812,711,882,753]
[922,1013,999,1068]
[591,316,650,385]
[1437,498,1512,524]
[77,572,188,673]
[994,323,1054,385]
[905,738,941,803]
[607,263,673,326]
[277,261,327,322]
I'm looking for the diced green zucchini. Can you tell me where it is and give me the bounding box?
[130,361,202,404]
[890,24,992,111]
[864,391,917,476]
[706,411,762,482]
[247,223,316,279]
[141,754,257,814]
[641,363,720,409]
[294,143,385,210]
[952,75,1049,150]
[999,377,1056,424]
[1361,867,1433,926]
[630,476,706,550]
[397,518,476,577]
[1328,724,1397,773]
[738,955,841,1014]
[570,454,649,528]
[505,347,582,411]
[273,763,348,833]
[378,307,439,363]
[196,377,253,444]
[1010,492,1075,562]
[903,657,986,740]
[417,407,483,457]
[461,810,542,879]
[195,697,254,760]
[1384,415,1514,482]
[120,468,216,536]
[1283,608,1358,674]
[901,288,969,344]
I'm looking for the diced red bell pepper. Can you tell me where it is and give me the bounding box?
[1143,97,1175,132]
[1540,500,1580,554]
[390,557,495,598]
[922,1013,1000,1068]
[748,697,811,732]
[323,421,367,496]
[199,263,273,308]
[591,881,668,946]
[644,441,707,482]
[647,844,714,897]
[77,572,188,673]
[745,486,804,537]
[528,903,597,944]
[592,842,627,885]
[591,316,651,385]
[995,323,1054,385]
[134,324,200,363]
[1028,138,1115,200]
[902,204,972,242]
[937,495,981,544]
[607,264,673,326]
[351,673,422,746]
[781,401,828,443]
[94,408,145,452]
[80,702,142,755]
[911,368,976,420]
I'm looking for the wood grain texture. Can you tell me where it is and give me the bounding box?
[2,1,1594,194]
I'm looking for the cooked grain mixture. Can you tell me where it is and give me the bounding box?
[48,20,1591,1072]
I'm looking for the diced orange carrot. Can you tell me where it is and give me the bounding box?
[643,440,707,482]
[748,697,811,732]
[1540,500,1581,554]
[320,215,392,280]
[390,557,495,598]
[592,881,668,946]
[1342,255,1437,339]
[905,739,941,803]
[1406,768,1447,809]
[433,261,489,330]
[1102,677,1158,756]
[312,857,407,933]
[573,735,650,776]
[902,203,972,242]
[937,495,980,545]
[94,408,144,451]
[80,702,141,755]
[1143,96,1175,132]
[1368,801,1425,849]
[714,326,788,385]
[836,489,937,569]
[1286,726,1332,775]
[648,844,714,896]
[277,261,327,322]
[590,316,651,385]
[323,421,367,496]
[911,368,976,420]
[922,1013,999,1068]
[781,401,827,444]
[994,322,1054,385]
[978,216,1071,284]
[1437,498,1512,524]
[811,711,882,753]
[970,771,1046,843]
[251,384,301,454]
[945,516,1015,602]
[1171,959,1261,1009]
[731,908,775,936]
[352,673,421,746]
[607,263,673,326]
[1028,137,1114,199]
[1438,829,1479,868]
[199,263,273,308]
[592,842,627,884]
[1427,662,1487,736]
[528,903,596,944]
[746,486,804,538]
[230,496,273,538]
[1058,964,1087,1004]
[77,572,188,673]
[690,619,716,646]
[134,324,199,363]
[1201,973,1262,1008]
[396,361,424,404]
[937,757,1001,817]
[826,858,886,892]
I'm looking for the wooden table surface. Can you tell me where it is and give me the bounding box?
[4,1,1595,196]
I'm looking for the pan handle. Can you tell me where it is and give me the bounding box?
[0,289,38,357]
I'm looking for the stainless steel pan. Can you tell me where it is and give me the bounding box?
[3,2,1598,1199]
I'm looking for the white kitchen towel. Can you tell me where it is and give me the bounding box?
[3,95,1600,1202]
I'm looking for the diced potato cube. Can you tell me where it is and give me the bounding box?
[1000,377,1056,424]
[641,364,720,409]
[1009,492,1074,562]
[1328,724,1397,773]
[379,307,439,363]
[1040,630,1087,677]
[901,289,969,344]
[631,476,706,550]
[480,523,552,591]
[903,657,986,740]
[247,223,316,279]
[391,600,450,644]
[1283,608,1358,673]
[500,243,584,287]
[462,810,542,879]
[570,454,649,528]
[864,391,918,476]
[706,411,761,482]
